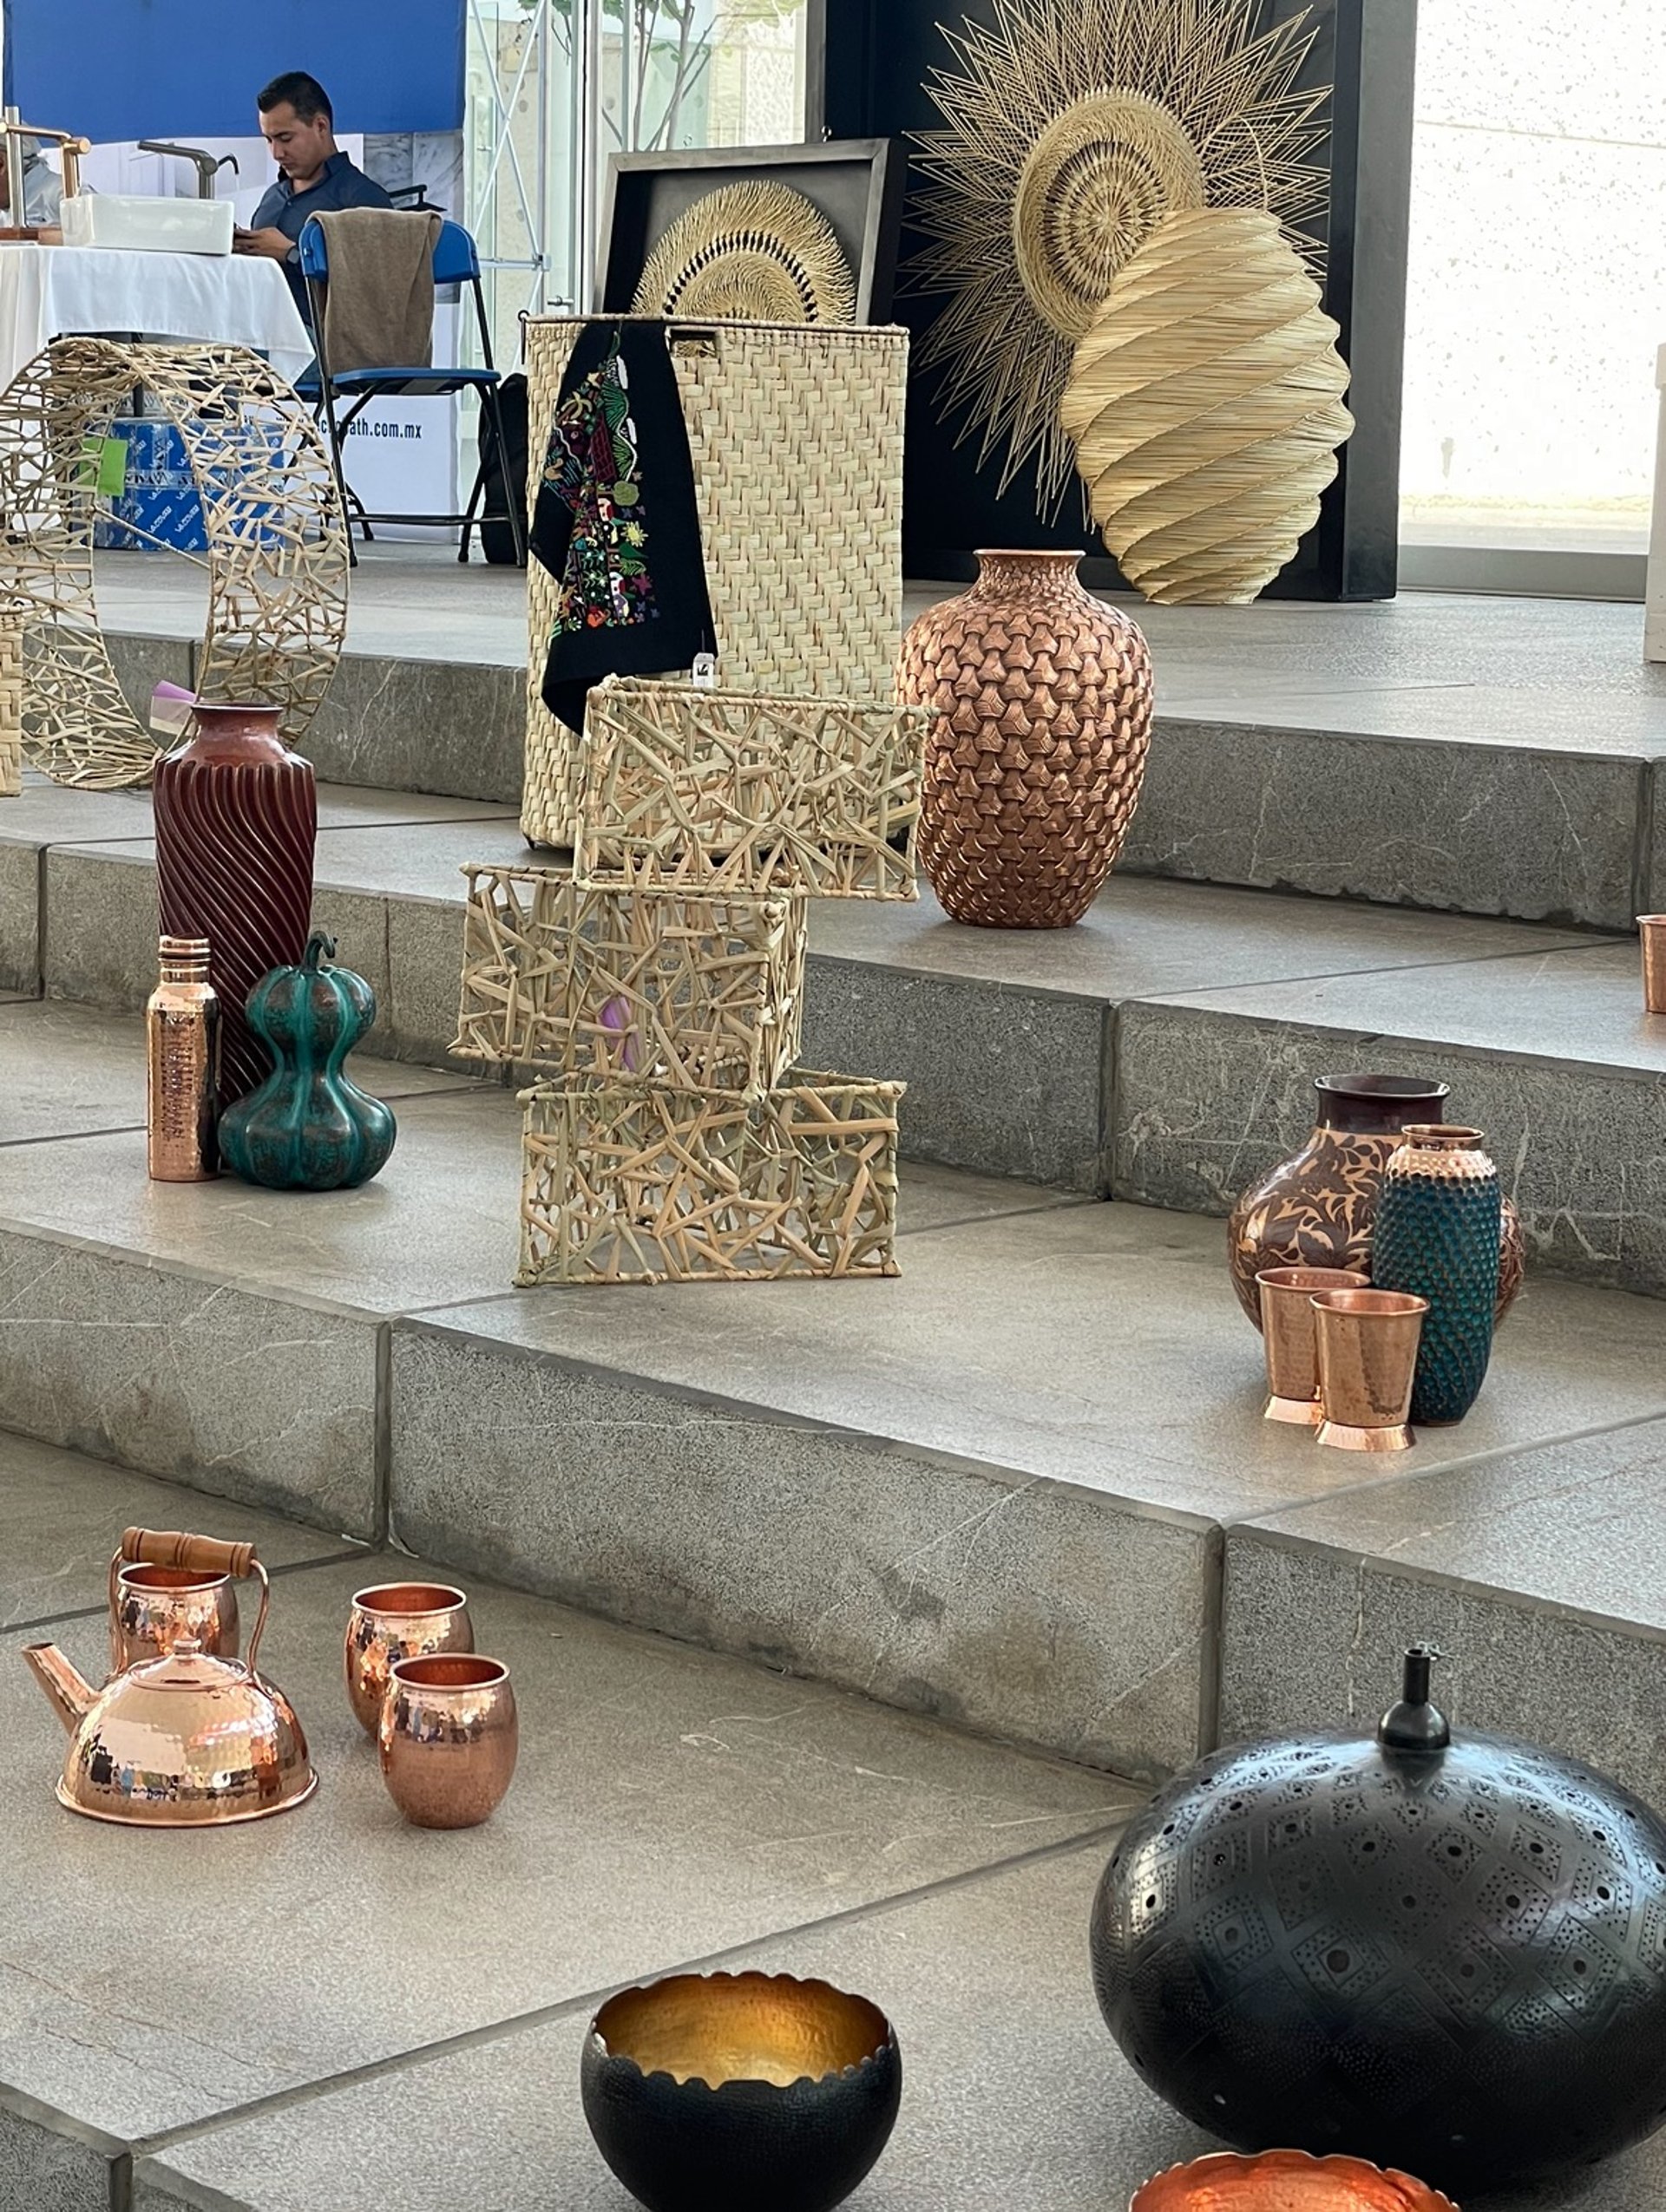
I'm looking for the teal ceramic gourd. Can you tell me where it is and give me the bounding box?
[1370,1123,1502,1425]
[218,933,396,1191]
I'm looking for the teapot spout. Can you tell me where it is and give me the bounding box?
[23,1643,95,1734]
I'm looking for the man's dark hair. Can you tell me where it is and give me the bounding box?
[258,71,332,124]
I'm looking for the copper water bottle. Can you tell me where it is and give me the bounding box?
[146,935,220,1181]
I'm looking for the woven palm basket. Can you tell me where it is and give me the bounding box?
[521,316,908,847]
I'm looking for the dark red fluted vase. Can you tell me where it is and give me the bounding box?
[154,704,317,1106]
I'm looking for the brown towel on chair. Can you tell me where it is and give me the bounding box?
[313,207,443,375]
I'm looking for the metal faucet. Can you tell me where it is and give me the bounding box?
[137,142,239,199]
[3,104,90,222]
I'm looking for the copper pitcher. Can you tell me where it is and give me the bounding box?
[24,1529,316,1827]
[109,1524,239,1669]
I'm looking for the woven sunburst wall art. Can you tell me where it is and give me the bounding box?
[632,180,857,325]
[908,0,1331,518]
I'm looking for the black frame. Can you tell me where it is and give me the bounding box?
[596,137,907,325]
[816,0,1417,602]
[303,249,528,571]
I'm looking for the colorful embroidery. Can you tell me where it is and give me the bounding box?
[541,347,659,638]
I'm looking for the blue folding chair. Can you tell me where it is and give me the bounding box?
[298,214,526,568]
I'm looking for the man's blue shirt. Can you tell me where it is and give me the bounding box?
[250,151,392,314]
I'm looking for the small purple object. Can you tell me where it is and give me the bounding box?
[600,994,640,1072]
[150,681,196,743]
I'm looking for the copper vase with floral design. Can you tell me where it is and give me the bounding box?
[896,549,1153,928]
[1229,1074,1525,1331]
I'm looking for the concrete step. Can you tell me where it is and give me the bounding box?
[0,1434,1135,2212]
[95,566,1666,927]
[3,999,1666,1802]
[6,776,1662,1296]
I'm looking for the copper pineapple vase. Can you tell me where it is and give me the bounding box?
[896,549,1154,928]
[153,702,318,1107]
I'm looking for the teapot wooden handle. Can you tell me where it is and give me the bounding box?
[121,1528,258,1580]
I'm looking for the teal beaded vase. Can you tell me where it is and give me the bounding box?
[1371,1125,1503,1425]
[218,933,396,1192]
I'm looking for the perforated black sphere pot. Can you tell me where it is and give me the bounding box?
[1091,1650,1666,2194]
[580,1970,902,2212]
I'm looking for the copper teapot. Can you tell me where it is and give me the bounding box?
[24,1529,317,1827]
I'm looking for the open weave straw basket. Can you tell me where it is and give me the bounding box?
[0,616,20,798]
[517,1072,904,1286]
[455,867,806,1098]
[574,676,928,901]
[521,315,908,847]
[0,337,347,789]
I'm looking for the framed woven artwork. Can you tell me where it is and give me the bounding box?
[517,1074,904,1286]
[572,677,928,901]
[599,139,906,325]
[455,867,807,1097]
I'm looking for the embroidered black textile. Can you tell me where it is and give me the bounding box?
[530,319,715,736]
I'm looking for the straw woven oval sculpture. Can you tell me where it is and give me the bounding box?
[633,181,856,325]
[1061,207,1354,605]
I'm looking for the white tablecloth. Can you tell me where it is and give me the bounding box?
[0,243,313,392]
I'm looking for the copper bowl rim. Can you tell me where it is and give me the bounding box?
[1256,1265,1372,1291]
[116,1562,230,1592]
[388,1652,508,1690]
[1309,1288,1431,1316]
[1130,2149,1461,2210]
[588,1970,896,2094]
[1636,913,1666,927]
[351,1580,470,1619]
[1398,1123,1486,1146]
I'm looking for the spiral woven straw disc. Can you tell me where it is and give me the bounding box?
[1061,207,1354,604]
[633,181,857,325]
[1013,88,1207,340]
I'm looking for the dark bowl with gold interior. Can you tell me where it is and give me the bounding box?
[1131,2149,1459,2210]
[579,1969,901,2212]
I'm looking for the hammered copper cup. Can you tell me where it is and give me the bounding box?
[1641,916,1666,1015]
[378,1653,517,1829]
[580,1971,902,2212]
[344,1580,472,1734]
[1311,1287,1430,1453]
[1256,1266,1371,1424]
[110,1561,239,1669]
[1131,2149,1459,2211]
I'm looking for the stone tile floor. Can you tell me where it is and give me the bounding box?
[0,1435,1135,2212]
[8,1437,1666,2212]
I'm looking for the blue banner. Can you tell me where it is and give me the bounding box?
[3,0,466,141]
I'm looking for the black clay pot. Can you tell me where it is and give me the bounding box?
[580,1971,902,2212]
[1091,1650,1666,2195]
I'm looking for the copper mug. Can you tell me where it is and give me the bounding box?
[1256,1266,1371,1423]
[108,1526,239,1669]
[1311,1288,1430,1452]
[344,1580,473,1734]
[378,1654,517,1829]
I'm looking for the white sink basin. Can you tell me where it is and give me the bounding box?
[60,194,233,256]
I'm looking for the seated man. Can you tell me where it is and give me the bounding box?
[233,69,390,315]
